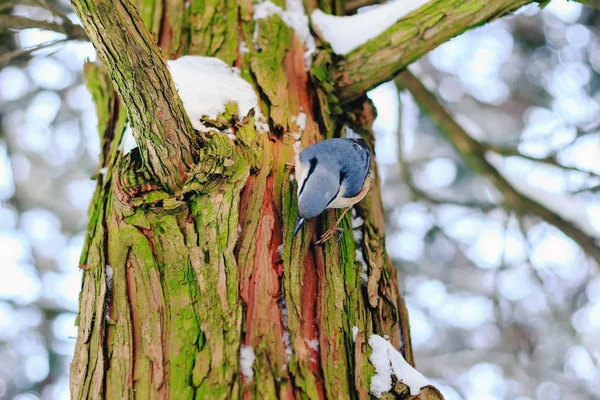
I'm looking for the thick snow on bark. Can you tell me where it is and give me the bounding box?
[369,334,429,397]
[311,0,433,55]
[120,124,137,155]
[167,56,262,131]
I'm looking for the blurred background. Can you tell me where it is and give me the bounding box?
[0,0,599,399]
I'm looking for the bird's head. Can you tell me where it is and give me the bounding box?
[292,156,340,238]
[291,138,370,239]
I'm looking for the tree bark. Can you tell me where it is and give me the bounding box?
[68,0,538,398]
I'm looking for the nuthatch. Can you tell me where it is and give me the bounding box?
[292,138,372,243]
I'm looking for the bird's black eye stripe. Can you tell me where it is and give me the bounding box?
[299,157,317,196]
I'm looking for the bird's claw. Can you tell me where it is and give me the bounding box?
[316,226,344,245]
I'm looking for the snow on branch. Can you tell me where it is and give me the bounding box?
[369,334,429,398]
[167,56,263,131]
[311,0,433,55]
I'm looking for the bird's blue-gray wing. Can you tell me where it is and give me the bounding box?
[340,139,370,198]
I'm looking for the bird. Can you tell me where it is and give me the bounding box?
[292,137,372,243]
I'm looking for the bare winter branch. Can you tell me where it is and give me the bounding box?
[572,0,600,11]
[480,144,600,178]
[0,38,68,65]
[0,14,88,39]
[395,69,600,266]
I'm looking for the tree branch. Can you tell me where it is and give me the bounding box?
[396,91,497,212]
[573,0,600,11]
[575,183,600,194]
[70,0,198,194]
[0,14,88,40]
[0,0,26,13]
[481,144,600,178]
[32,0,74,21]
[343,0,385,14]
[0,38,68,65]
[334,0,536,103]
[395,69,600,267]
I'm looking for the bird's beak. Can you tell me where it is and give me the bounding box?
[292,218,305,239]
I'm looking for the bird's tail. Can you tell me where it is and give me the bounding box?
[292,218,305,239]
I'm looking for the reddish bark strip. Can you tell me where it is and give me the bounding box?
[281,34,326,400]
[282,36,313,125]
[238,160,292,398]
[123,254,167,399]
[301,248,325,396]
[158,2,173,56]
[234,7,244,68]
[124,261,141,391]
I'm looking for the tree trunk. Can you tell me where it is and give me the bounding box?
[68,0,535,398]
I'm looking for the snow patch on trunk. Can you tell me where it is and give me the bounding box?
[350,201,368,284]
[167,56,266,132]
[290,112,307,141]
[240,345,256,381]
[279,299,293,362]
[239,40,250,55]
[369,334,429,397]
[291,112,307,133]
[355,249,368,284]
[485,152,600,238]
[311,0,433,55]
[304,338,319,351]
[253,0,316,69]
[120,124,137,155]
